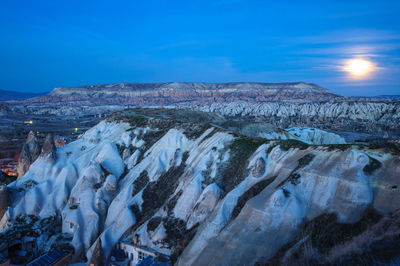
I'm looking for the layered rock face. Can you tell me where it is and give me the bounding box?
[0,186,8,219]
[180,147,398,265]
[15,81,400,136]
[16,131,40,179]
[194,101,400,134]
[16,132,58,179]
[29,82,340,105]
[40,133,57,160]
[1,109,399,265]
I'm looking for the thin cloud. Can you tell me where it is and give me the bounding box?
[296,29,400,45]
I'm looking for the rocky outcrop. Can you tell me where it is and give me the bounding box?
[0,186,8,219]
[194,101,400,134]
[286,127,346,145]
[2,109,399,265]
[40,133,57,160]
[89,239,105,266]
[17,131,39,179]
[179,147,398,265]
[5,81,400,136]
[27,82,340,105]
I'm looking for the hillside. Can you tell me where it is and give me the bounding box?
[1,109,399,265]
[8,81,398,137]
[25,82,341,105]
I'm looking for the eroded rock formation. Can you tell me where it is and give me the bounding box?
[17,131,39,179]
[1,109,399,265]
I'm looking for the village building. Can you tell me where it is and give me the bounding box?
[110,239,170,266]
[26,249,72,266]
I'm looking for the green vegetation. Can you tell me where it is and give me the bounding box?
[146,216,163,233]
[91,164,109,190]
[132,170,149,196]
[128,116,148,127]
[116,143,125,157]
[231,178,276,220]
[201,168,213,189]
[297,153,315,168]
[147,117,175,130]
[219,137,269,195]
[279,154,315,187]
[132,152,189,227]
[133,129,170,165]
[93,183,102,190]
[266,144,276,154]
[165,190,183,216]
[23,179,38,188]
[121,115,148,128]
[366,141,400,155]
[363,156,382,175]
[201,159,214,189]
[129,204,141,219]
[267,208,385,265]
[182,123,211,140]
[141,129,168,150]
[325,144,352,152]
[278,139,309,151]
[162,217,198,263]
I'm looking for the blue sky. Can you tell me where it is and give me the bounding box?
[0,0,399,96]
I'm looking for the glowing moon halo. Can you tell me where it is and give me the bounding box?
[342,58,375,78]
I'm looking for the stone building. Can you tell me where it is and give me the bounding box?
[110,241,170,266]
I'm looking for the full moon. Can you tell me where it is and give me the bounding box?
[342,58,375,78]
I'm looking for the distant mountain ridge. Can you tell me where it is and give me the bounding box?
[0,89,45,102]
[26,82,342,105]
[5,82,399,135]
[20,82,400,106]
[48,81,334,94]
[371,95,400,100]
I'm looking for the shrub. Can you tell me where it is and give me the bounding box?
[363,156,382,175]
[182,123,211,140]
[23,180,38,189]
[278,139,309,151]
[134,152,189,227]
[325,144,351,152]
[147,217,163,233]
[219,137,268,195]
[132,170,149,197]
[93,183,102,190]
[267,208,383,265]
[231,178,275,220]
